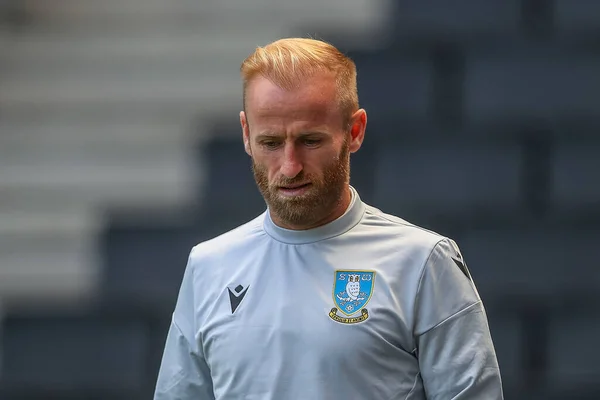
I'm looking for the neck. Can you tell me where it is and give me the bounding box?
[271,185,353,231]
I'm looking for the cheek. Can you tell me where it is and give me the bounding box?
[253,155,281,180]
[310,146,342,167]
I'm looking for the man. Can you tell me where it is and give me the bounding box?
[154,38,503,399]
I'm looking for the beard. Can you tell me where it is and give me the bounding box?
[252,139,350,228]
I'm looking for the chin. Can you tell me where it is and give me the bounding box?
[282,214,321,229]
[272,203,321,225]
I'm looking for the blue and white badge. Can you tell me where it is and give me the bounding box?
[329,270,376,324]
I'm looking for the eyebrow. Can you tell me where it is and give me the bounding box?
[255,131,328,140]
[255,132,280,139]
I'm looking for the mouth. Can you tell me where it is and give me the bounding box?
[279,183,311,190]
[277,182,312,195]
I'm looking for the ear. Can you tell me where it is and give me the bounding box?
[240,111,252,156]
[348,109,367,154]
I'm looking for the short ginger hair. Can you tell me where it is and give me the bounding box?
[240,38,359,125]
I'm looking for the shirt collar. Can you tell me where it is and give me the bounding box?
[263,186,365,244]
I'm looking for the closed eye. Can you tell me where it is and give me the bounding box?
[260,140,281,150]
[303,138,322,147]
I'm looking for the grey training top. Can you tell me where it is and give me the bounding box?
[154,187,504,399]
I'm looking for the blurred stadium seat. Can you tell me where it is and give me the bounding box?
[197,134,266,217]
[348,48,435,125]
[485,311,524,396]
[464,46,600,131]
[0,311,151,399]
[391,0,522,44]
[372,138,523,230]
[550,140,600,222]
[99,212,199,313]
[459,228,600,309]
[541,310,600,399]
[555,0,600,39]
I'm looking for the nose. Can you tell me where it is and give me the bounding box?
[280,143,303,178]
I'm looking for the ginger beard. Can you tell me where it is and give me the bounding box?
[252,137,350,228]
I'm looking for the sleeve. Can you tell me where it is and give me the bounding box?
[413,238,504,400]
[154,251,215,400]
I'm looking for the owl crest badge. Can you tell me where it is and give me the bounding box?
[329,270,376,324]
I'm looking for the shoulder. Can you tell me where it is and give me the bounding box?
[188,212,268,269]
[361,203,455,256]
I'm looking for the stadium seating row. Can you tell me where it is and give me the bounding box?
[348,46,600,134]
[2,304,599,399]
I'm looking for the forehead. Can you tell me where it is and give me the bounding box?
[245,73,343,130]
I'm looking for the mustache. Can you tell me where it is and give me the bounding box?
[273,174,312,187]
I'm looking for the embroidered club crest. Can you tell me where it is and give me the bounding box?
[329,270,375,324]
